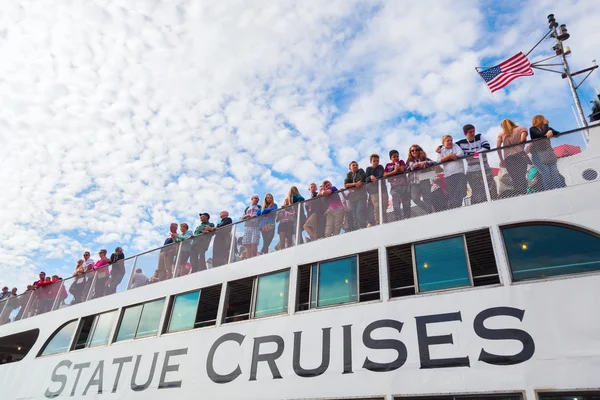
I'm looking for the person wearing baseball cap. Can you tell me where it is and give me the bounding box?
[190,212,215,273]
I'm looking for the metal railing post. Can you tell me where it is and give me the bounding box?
[378,179,384,224]
[172,243,183,278]
[20,291,36,321]
[125,256,139,288]
[85,270,98,301]
[50,281,65,311]
[295,203,302,245]
[227,225,237,264]
[478,154,492,202]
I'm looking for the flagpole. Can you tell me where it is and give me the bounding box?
[546,14,590,127]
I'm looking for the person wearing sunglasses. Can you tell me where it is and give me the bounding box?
[406,145,435,214]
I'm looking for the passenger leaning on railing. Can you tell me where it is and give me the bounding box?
[437,135,467,210]
[497,119,530,196]
[107,247,125,294]
[529,115,566,191]
[207,211,233,267]
[91,249,111,298]
[406,145,435,214]
[384,150,411,221]
[303,183,326,241]
[174,223,193,275]
[70,259,87,304]
[276,198,296,250]
[190,213,215,273]
[257,194,278,254]
[318,180,345,237]
[365,154,387,225]
[242,195,261,259]
[344,161,367,231]
[157,223,179,280]
[455,124,498,203]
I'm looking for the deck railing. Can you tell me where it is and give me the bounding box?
[1,124,598,325]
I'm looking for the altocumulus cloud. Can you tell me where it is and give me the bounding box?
[0,0,598,289]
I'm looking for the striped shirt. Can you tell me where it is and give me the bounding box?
[455,134,491,172]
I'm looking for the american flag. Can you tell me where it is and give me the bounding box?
[478,52,534,93]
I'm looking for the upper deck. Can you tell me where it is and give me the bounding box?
[1,125,600,400]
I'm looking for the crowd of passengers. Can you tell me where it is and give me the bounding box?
[0,116,567,319]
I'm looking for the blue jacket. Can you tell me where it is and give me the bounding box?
[257,204,278,228]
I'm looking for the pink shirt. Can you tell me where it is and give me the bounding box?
[93,259,109,270]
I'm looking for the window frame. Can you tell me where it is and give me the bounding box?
[37,319,79,358]
[305,254,360,310]
[252,269,291,318]
[411,234,474,294]
[500,221,600,283]
[71,309,119,351]
[536,390,600,400]
[164,289,202,334]
[223,268,291,324]
[113,297,166,344]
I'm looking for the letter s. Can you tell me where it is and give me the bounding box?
[362,319,407,372]
[45,360,72,398]
[474,307,535,365]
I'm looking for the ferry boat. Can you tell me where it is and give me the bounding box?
[1,124,600,400]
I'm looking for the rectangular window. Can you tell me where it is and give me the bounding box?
[297,250,380,311]
[415,236,471,292]
[388,229,499,297]
[318,257,358,306]
[168,291,200,333]
[394,395,522,400]
[73,311,118,350]
[165,284,222,333]
[115,298,165,342]
[254,270,290,317]
[539,392,600,400]
[225,270,290,323]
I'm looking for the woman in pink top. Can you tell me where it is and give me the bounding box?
[92,249,111,299]
[497,119,530,195]
[318,180,345,237]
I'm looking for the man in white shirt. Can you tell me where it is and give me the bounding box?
[437,135,467,209]
[82,251,95,271]
[130,269,149,288]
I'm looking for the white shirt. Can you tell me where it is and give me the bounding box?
[130,273,148,288]
[437,144,465,177]
[83,258,95,271]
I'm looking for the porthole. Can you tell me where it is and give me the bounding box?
[582,168,598,181]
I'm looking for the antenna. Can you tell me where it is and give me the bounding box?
[529,14,598,126]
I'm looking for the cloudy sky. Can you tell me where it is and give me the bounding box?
[1,0,599,290]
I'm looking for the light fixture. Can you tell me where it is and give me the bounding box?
[344,279,349,284]
[279,292,283,297]
[423,263,429,269]
[521,244,528,251]
[547,14,558,29]
[17,346,22,351]
[557,24,570,41]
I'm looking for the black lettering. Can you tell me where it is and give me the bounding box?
[207,333,245,384]
[415,312,470,369]
[112,356,133,393]
[70,362,91,396]
[292,328,331,377]
[249,335,284,381]
[342,324,353,374]
[474,306,535,365]
[83,361,104,395]
[159,348,188,389]
[131,353,159,392]
[362,319,408,372]
[44,360,72,398]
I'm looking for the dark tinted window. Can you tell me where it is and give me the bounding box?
[539,392,600,400]
[502,223,600,281]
